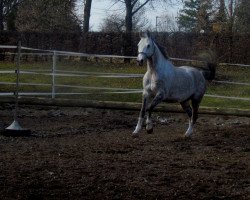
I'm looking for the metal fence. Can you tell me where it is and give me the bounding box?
[0,45,250,104]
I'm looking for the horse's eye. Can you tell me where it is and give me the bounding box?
[147,44,150,48]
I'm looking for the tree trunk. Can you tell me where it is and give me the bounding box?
[0,1,4,30]
[124,0,133,63]
[125,1,133,33]
[83,0,92,33]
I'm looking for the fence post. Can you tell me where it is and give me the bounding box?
[52,51,57,99]
[4,40,31,135]
[14,40,21,120]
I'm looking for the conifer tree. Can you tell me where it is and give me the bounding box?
[177,0,213,33]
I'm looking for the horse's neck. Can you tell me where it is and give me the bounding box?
[147,45,174,74]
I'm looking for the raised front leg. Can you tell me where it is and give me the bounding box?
[133,95,148,136]
[145,92,164,134]
[147,92,164,112]
[146,111,153,134]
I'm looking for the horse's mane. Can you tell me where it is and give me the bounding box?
[152,39,169,60]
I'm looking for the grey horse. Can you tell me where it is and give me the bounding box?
[133,31,216,137]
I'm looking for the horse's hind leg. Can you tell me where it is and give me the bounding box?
[191,99,200,124]
[181,100,192,118]
[180,101,193,136]
[185,98,201,137]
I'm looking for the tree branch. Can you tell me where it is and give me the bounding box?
[131,0,139,8]
[132,0,150,16]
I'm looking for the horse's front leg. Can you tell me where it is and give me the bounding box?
[146,110,153,134]
[132,94,148,136]
[146,92,164,134]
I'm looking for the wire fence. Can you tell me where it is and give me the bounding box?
[0,45,250,108]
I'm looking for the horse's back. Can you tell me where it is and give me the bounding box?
[178,66,206,84]
[172,66,206,101]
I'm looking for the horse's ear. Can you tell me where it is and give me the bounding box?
[140,31,147,38]
[146,30,151,38]
[139,31,144,38]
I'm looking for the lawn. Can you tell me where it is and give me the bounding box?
[0,56,249,110]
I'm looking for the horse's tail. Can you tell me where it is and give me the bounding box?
[197,50,217,82]
[202,62,216,81]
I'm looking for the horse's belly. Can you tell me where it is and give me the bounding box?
[163,99,178,103]
[167,87,195,102]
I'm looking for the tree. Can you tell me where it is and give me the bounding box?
[234,0,250,34]
[212,0,248,33]
[83,0,92,33]
[0,0,22,31]
[215,0,227,23]
[112,0,176,32]
[0,1,3,30]
[100,14,125,32]
[177,0,213,33]
[15,0,80,32]
[197,0,213,32]
[110,0,170,60]
[177,0,199,32]
[100,7,149,32]
[156,14,178,32]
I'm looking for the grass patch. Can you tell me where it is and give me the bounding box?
[201,96,250,109]
[0,59,249,110]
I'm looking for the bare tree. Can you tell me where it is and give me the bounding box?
[100,7,149,32]
[112,0,148,33]
[0,0,22,31]
[111,0,176,33]
[216,0,227,22]
[110,0,171,60]
[16,0,80,32]
[0,1,3,30]
[212,0,245,33]
[234,0,250,34]
[100,14,125,32]
[156,14,178,32]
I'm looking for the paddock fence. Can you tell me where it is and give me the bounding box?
[0,45,249,116]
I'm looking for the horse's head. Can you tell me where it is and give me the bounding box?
[137,31,155,66]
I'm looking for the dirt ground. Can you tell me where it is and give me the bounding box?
[0,104,249,200]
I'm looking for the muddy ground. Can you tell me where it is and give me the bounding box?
[0,104,249,200]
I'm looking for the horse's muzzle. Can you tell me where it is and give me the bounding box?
[137,53,146,66]
[137,59,143,66]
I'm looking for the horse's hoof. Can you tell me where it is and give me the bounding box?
[146,122,153,134]
[146,128,154,134]
[132,129,140,137]
[132,132,139,138]
[184,132,192,138]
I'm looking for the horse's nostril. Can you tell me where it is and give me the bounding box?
[138,60,143,66]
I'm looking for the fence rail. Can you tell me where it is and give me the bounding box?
[1,69,250,87]
[0,45,250,103]
[1,45,250,67]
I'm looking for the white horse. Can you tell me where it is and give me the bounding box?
[133,31,216,137]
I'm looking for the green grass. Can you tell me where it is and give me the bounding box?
[0,58,249,110]
[201,97,250,109]
[207,83,250,98]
